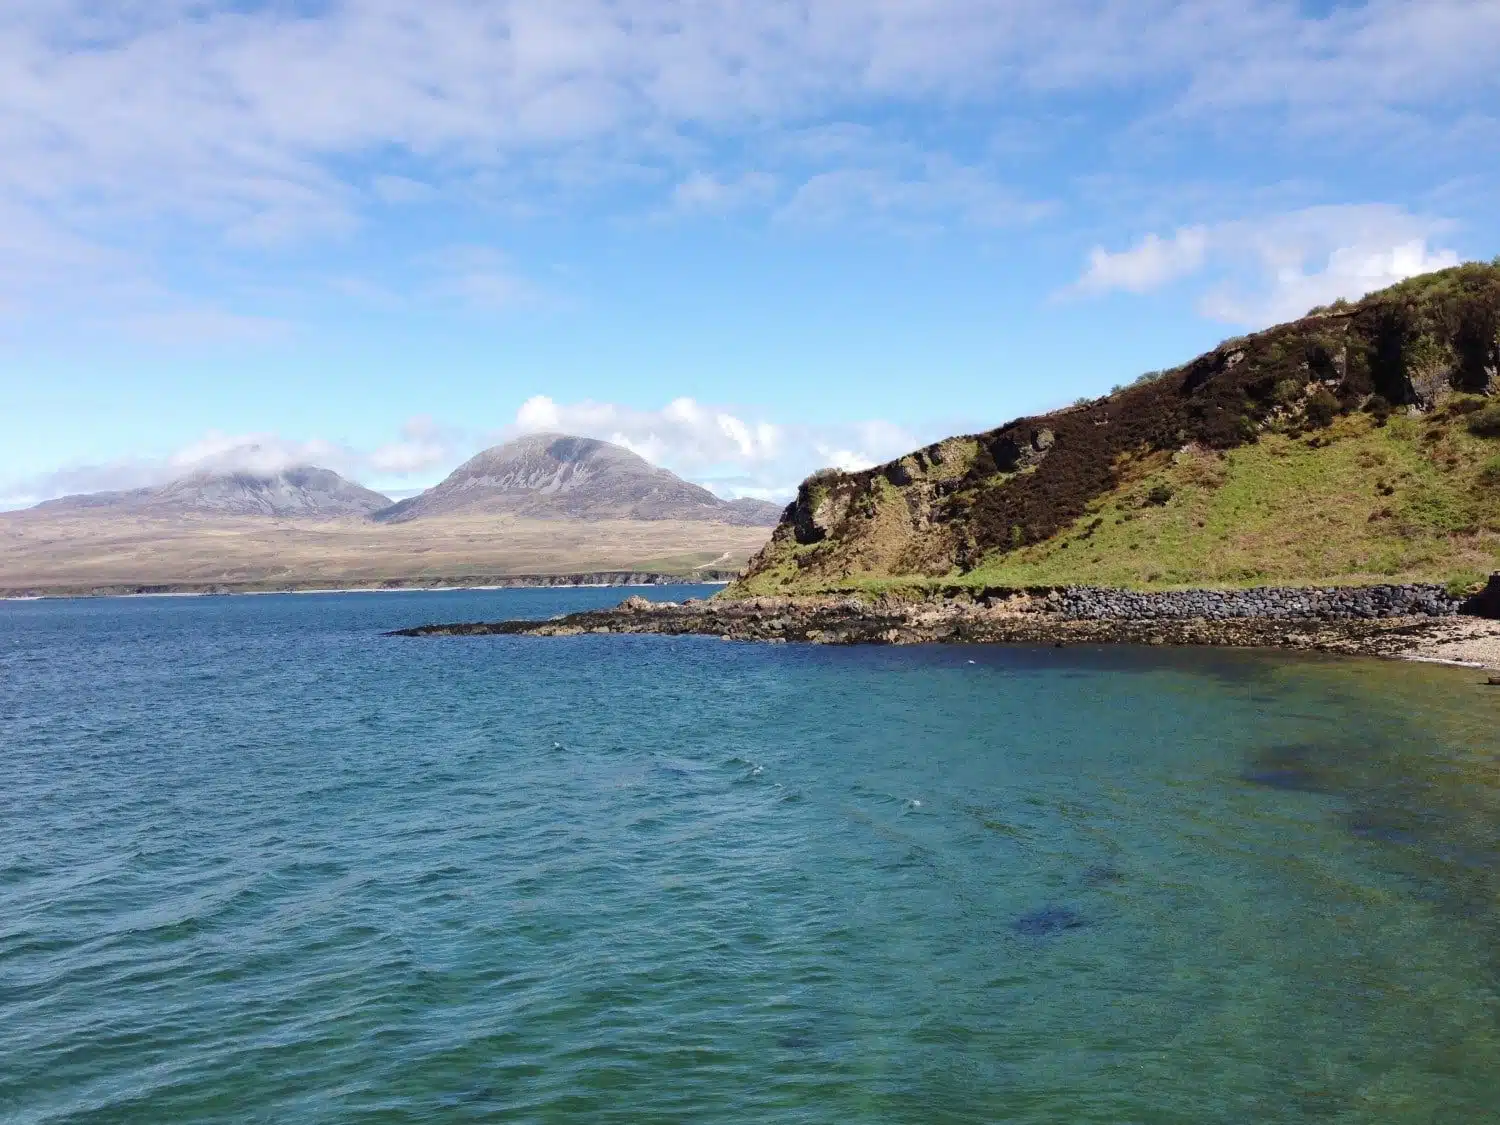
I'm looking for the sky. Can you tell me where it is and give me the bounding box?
[2,0,1498,508]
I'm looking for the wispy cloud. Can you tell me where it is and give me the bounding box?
[670,171,779,214]
[778,160,1054,231]
[115,308,293,346]
[1,1,1493,320]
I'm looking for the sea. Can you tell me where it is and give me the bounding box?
[3,587,1499,1124]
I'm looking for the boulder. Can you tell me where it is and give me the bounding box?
[1462,574,1500,619]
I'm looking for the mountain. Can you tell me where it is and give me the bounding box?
[373,434,783,526]
[735,261,1500,595]
[35,466,392,519]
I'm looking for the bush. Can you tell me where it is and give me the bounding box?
[1446,574,1484,599]
[1480,456,1500,486]
[1145,483,1174,507]
[1272,378,1303,406]
[1449,395,1487,416]
[1305,387,1340,428]
[1465,404,1500,437]
[1365,394,1393,426]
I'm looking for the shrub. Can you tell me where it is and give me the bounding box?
[1465,404,1500,437]
[1145,483,1174,507]
[1449,395,1487,415]
[1272,378,1303,406]
[1365,394,1393,425]
[1480,456,1500,486]
[1446,574,1484,599]
[1305,387,1340,428]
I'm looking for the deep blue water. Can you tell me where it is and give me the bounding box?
[3,588,1500,1123]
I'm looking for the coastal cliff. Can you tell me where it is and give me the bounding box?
[388,265,1500,666]
[735,262,1500,596]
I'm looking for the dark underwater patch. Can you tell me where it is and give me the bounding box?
[1012,904,1088,936]
[1080,864,1125,886]
[1240,744,1334,793]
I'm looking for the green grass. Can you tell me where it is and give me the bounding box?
[958,414,1500,589]
[735,412,1500,596]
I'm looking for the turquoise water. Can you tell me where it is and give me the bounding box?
[3,589,1500,1124]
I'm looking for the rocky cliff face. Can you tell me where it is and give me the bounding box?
[36,467,392,519]
[738,262,1500,593]
[373,433,781,525]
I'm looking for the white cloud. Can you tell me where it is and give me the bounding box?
[1199,238,1461,325]
[368,416,459,475]
[819,449,878,473]
[1,0,1493,316]
[1075,228,1208,294]
[507,395,926,498]
[1070,204,1463,326]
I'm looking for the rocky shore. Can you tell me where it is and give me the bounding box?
[390,577,1500,670]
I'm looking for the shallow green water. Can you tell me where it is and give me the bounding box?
[2,589,1499,1123]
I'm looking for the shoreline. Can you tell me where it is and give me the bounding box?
[0,572,732,602]
[388,588,1500,671]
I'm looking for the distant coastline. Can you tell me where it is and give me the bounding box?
[0,571,735,601]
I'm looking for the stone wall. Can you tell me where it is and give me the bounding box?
[1035,584,1462,621]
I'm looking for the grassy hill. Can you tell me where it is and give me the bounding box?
[734,261,1500,596]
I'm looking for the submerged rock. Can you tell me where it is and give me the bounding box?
[1240,744,1332,794]
[1012,904,1088,936]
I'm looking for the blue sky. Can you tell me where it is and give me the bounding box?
[2,0,1498,507]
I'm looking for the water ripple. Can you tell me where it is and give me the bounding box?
[2,590,1499,1123]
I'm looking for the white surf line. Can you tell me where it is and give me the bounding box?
[1398,654,1488,668]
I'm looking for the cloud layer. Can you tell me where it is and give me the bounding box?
[2,1,1496,319]
[1,399,936,510]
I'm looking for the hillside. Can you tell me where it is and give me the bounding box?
[373,433,781,526]
[734,261,1500,596]
[36,466,392,519]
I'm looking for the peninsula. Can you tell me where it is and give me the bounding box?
[392,263,1500,667]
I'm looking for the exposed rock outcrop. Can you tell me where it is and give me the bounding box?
[389,582,1492,666]
[1463,574,1500,619]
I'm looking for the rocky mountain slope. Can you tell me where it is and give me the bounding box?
[373,433,781,526]
[35,467,393,519]
[736,261,1500,595]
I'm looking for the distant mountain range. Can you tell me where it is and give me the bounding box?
[26,434,784,527]
[373,434,781,526]
[35,467,393,519]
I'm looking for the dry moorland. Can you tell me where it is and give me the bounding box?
[0,512,773,595]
